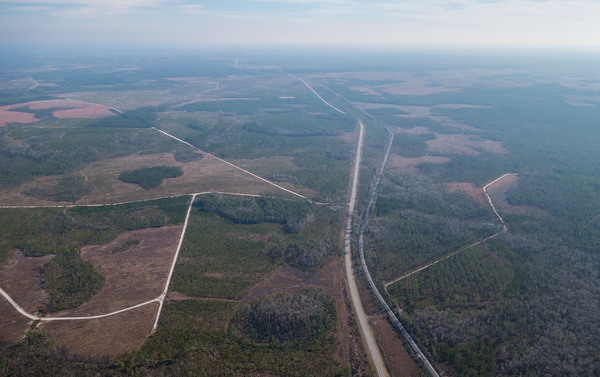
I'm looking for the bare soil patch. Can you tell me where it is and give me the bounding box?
[387,154,451,173]
[0,250,53,313]
[370,313,424,377]
[447,182,487,205]
[54,226,183,316]
[427,133,507,155]
[39,303,158,357]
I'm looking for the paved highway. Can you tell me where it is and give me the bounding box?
[343,120,389,377]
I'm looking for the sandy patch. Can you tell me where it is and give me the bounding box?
[387,154,451,173]
[447,182,487,205]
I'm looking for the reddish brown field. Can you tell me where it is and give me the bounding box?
[0,99,115,127]
[38,303,158,357]
[486,173,546,217]
[0,299,31,345]
[447,182,487,205]
[0,107,37,127]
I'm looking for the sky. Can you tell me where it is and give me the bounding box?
[1,0,600,49]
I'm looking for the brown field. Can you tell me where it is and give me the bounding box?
[0,107,38,127]
[38,303,158,357]
[387,154,451,173]
[0,99,116,127]
[0,299,31,345]
[68,226,182,316]
[0,226,181,354]
[427,133,507,155]
[0,250,53,313]
[356,269,424,377]
[0,250,53,344]
[447,182,487,205]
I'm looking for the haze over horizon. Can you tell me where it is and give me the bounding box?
[1,0,600,51]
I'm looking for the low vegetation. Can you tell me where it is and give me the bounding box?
[111,238,141,254]
[23,175,92,203]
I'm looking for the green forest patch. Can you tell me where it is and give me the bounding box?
[231,290,335,345]
[40,249,105,313]
[118,166,183,189]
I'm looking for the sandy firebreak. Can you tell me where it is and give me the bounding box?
[0,99,116,127]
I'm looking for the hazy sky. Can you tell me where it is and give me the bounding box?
[1,0,599,49]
